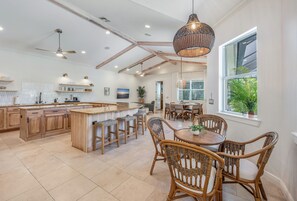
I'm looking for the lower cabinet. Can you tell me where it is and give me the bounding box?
[27,113,43,138]
[0,108,6,130]
[44,110,67,137]
[6,108,21,129]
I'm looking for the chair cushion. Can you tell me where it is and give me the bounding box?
[174,160,216,194]
[117,115,136,121]
[237,159,258,180]
[98,119,117,127]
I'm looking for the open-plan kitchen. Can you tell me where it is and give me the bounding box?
[0,0,296,201]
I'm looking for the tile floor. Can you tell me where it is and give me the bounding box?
[0,113,287,201]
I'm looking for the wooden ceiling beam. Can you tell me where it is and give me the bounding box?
[96,44,136,69]
[118,54,155,73]
[49,0,176,68]
[137,41,173,46]
[170,59,207,66]
[141,61,169,74]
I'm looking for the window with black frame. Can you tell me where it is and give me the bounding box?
[221,30,258,117]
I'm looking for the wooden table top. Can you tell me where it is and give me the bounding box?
[175,129,225,146]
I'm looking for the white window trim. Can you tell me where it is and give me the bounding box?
[177,80,205,101]
[219,27,259,123]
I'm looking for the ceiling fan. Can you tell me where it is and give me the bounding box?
[35,29,76,59]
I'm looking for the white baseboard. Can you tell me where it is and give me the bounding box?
[264,171,294,201]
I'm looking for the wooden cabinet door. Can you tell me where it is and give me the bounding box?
[44,112,66,134]
[7,112,21,128]
[67,113,71,129]
[0,108,6,130]
[27,115,43,137]
[45,115,57,132]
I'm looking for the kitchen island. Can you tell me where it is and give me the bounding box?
[70,103,141,152]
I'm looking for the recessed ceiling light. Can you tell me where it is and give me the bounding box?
[106,30,111,35]
[136,71,139,73]
[126,68,130,71]
[158,66,161,69]
[145,25,150,28]
[114,65,118,68]
[0,26,3,31]
[140,73,144,77]
[81,50,86,54]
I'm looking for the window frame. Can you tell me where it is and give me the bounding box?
[219,27,258,117]
[177,80,204,101]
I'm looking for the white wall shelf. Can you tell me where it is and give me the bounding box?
[0,79,14,83]
[55,90,92,93]
[59,83,93,87]
[0,90,18,92]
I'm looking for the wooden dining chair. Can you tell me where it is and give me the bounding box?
[147,117,177,175]
[194,114,228,137]
[170,104,176,120]
[193,114,228,152]
[185,104,202,121]
[217,132,278,201]
[174,104,185,121]
[164,103,171,119]
[160,140,224,201]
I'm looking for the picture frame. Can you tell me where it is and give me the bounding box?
[104,87,110,96]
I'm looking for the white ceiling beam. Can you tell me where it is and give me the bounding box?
[137,41,173,46]
[141,61,169,74]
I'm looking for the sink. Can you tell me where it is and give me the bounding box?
[292,132,297,145]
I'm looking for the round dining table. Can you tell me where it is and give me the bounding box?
[174,129,225,146]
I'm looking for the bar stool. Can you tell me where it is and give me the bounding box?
[117,115,138,143]
[133,109,147,135]
[93,119,119,154]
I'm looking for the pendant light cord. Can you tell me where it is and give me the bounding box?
[58,33,61,49]
[180,57,183,80]
[192,0,194,14]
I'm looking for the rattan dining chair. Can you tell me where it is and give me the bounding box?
[164,103,171,119]
[160,140,224,201]
[194,114,228,136]
[174,104,185,121]
[147,117,177,175]
[217,132,278,201]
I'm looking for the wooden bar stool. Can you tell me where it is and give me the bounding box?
[117,115,138,143]
[93,119,119,154]
[133,109,147,135]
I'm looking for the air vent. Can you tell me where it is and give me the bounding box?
[99,17,111,23]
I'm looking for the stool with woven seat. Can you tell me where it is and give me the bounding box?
[93,119,119,154]
[117,115,138,143]
[133,109,147,135]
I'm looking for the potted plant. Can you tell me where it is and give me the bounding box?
[228,77,257,117]
[137,86,146,103]
[189,125,204,135]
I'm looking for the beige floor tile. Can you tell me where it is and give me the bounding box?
[0,166,41,200]
[91,166,131,192]
[8,186,54,201]
[223,191,250,201]
[37,164,79,190]
[79,159,109,179]
[111,177,155,201]
[124,157,152,180]
[49,175,96,201]
[78,187,118,201]
[145,189,168,201]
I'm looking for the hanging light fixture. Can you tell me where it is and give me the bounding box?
[173,0,215,57]
[177,57,186,89]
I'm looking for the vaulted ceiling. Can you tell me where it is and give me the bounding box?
[0,0,246,75]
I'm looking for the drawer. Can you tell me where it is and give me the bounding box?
[44,109,66,115]
[27,110,43,116]
[7,107,20,112]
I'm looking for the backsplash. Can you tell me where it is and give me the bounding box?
[0,82,94,106]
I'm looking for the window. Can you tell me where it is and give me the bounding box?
[177,80,204,101]
[220,28,258,116]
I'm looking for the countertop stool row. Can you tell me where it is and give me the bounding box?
[93,109,147,154]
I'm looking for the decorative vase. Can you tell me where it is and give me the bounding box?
[139,98,144,104]
[191,130,201,135]
[248,111,255,118]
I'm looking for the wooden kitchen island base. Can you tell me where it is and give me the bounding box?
[71,104,140,152]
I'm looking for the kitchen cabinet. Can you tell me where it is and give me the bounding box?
[24,110,43,140]
[6,107,20,129]
[0,108,6,130]
[44,109,67,136]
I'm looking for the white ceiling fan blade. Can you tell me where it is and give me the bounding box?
[35,48,52,52]
[62,55,68,59]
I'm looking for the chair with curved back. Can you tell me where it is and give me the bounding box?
[194,114,228,137]
[164,103,171,119]
[217,132,278,201]
[160,140,224,201]
[147,117,177,175]
[174,104,185,121]
[193,114,228,152]
[185,104,203,121]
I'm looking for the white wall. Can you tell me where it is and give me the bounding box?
[207,0,296,199]
[0,49,139,105]
[281,0,297,199]
[140,66,207,110]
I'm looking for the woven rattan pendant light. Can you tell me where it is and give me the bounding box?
[173,0,215,57]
